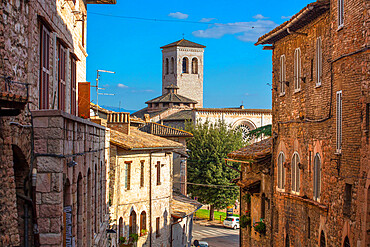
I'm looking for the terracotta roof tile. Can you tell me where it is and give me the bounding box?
[171,191,203,218]
[227,137,272,162]
[110,127,183,150]
[139,122,193,137]
[145,92,197,104]
[160,39,206,49]
[162,110,193,121]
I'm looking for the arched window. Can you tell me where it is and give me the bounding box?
[234,121,255,142]
[129,210,137,235]
[192,57,198,74]
[165,58,169,75]
[182,57,189,73]
[294,48,301,91]
[291,152,300,193]
[320,231,326,247]
[280,55,286,94]
[277,152,285,190]
[316,37,322,86]
[119,217,123,238]
[343,236,350,247]
[314,153,321,201]
[140,211,147,232]
[170,57,174,74]
[286,234,290,247]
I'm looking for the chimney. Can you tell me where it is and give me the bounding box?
[107,112,131,135]
[78,82,90,119]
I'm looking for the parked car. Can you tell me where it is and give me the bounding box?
[199,241,209,247]
[223,216,240,229]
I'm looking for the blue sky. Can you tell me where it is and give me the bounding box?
[86,0,312,111]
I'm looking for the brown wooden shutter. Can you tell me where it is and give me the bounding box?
[40,25,50,109]
[70,56,77,115]
[58,44,66,111]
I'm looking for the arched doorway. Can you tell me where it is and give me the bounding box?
[77,173,83,246]
[286,234,290,247]
[63,179,72,247]
[343,236,350,247]
[119,217,123,238]
[320,231,326,247]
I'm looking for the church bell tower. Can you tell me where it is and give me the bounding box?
[160,39,205,108]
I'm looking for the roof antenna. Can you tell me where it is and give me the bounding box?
[182,33,185,39]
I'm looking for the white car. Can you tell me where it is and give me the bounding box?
[199,241,209,247]
[223,216,240,229]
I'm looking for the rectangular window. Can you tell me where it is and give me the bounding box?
[338,0,344,27]
[294,48,301,91]
[343,183,352,216]
[316,37,322,86]
[156,217,160,237]
[156,161,161,185]
[280,55,286,95]
[140,160,145,188]
[70,56,77,115]
[39,24,50,109]
[125,161,132,190]
[58,43,66,111]
[336,91,342,153]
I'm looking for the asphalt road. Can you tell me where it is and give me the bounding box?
[192,222,239,247]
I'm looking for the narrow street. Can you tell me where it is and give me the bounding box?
[192,222,239,247]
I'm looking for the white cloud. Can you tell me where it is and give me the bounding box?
[192,19,277,42]
[168,12,189,20]
[281,15,292,19]
[199,17,216,23]
[117,83,128,88]
[253,14,268,19]
[131,89,155,93]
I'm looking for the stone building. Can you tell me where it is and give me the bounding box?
[133,39,272,140]
[227,138,272,247]
[254,0,369,246]
[0,0,115,246]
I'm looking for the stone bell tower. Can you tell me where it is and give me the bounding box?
[160,39,205,108]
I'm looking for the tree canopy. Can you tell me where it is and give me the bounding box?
[185,120,244,219]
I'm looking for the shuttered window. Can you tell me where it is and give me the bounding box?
[316,37,322,86]
[277,152,285,190]
[140,161,145,188]
[156,161,161,185]
[336,91,342,153]
[313,153,321,201]
[58,44,66,111]
[70,56,77,115]
[294,48,301,91]
[39,24,50,109]
[125,161,132,190]
[338,0,344,27]
[156,217,160,237]
[280,55,286,94]
[291,153,300,193]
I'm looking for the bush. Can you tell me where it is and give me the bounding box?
[253,221,266,234]
[240,215,251,228]
[129,233,139,243]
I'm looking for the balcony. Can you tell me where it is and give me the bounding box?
[0,76,28,116]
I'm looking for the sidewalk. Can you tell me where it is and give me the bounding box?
[194,217,224,227]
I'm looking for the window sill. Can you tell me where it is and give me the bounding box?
[315,84,322,89]
[294,89,302,94]
[279,192,328,211]
[276,187,285,193]
[337,24,344,32]
[279,93,286,97]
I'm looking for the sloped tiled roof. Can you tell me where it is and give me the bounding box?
[162,110,193,121]
[227,137,272,162]
[171,191,203,218]
[146,92,197,104]
[131,107,169,120]
[139,122,193,137]
[255,0,330,45]
[110,127,183,150]
[160,39,206,49]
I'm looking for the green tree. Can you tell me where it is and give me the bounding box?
[185,120,244,221]
[246,124,272,140]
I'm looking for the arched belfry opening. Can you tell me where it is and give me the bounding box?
[192,57,198,74]
[182,57,189,73]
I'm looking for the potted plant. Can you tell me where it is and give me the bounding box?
[140,229,148,236]
[253,220,266,234]
[240,214,252,228]
[129,233,139,244]
[119,237,129,247]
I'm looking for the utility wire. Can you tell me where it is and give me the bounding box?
[88,12,264,29]
[185,182,238,188]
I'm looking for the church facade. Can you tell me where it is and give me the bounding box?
[132,39,272,140]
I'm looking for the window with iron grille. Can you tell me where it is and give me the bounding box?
[338,0,344,27]
[294,48,301,91]
[39,24,50,109]
[277,152,285,190]
[125,161,132,190]
[70,56,77,115]
[291,152,300,193]
[58,43,66,111]
[316,37,322,86]
[280,55,286,95]
[313,153,321,201]
[336,91,342,153]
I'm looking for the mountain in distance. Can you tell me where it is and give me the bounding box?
[101,105,136,114]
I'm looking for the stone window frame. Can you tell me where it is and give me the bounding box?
[294,48,302,92]
[291,152,300,194]
[277,152,286,191]
[316,37,322,87]
[279,55,286,96]
[338,0,344,29]
[336,90,342,153]
[313,153,321,202]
